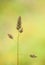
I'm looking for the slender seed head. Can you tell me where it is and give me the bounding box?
[16,16,22,30]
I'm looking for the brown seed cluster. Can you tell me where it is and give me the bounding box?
[30,54,37,58]
[16,16,23,33]
[8,34,13,39]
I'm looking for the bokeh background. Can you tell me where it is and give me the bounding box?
[0,0,45,65]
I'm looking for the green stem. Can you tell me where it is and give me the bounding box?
[17,31,19,65]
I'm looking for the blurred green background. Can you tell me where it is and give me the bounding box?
[0,0,45,65]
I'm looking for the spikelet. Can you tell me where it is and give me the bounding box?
[29,54,37,58]
[8,34,13,39]
[19,27,23,33]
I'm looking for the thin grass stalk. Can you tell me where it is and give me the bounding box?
[17,31,19,65]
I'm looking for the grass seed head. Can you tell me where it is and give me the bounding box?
[16,16,22,30]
